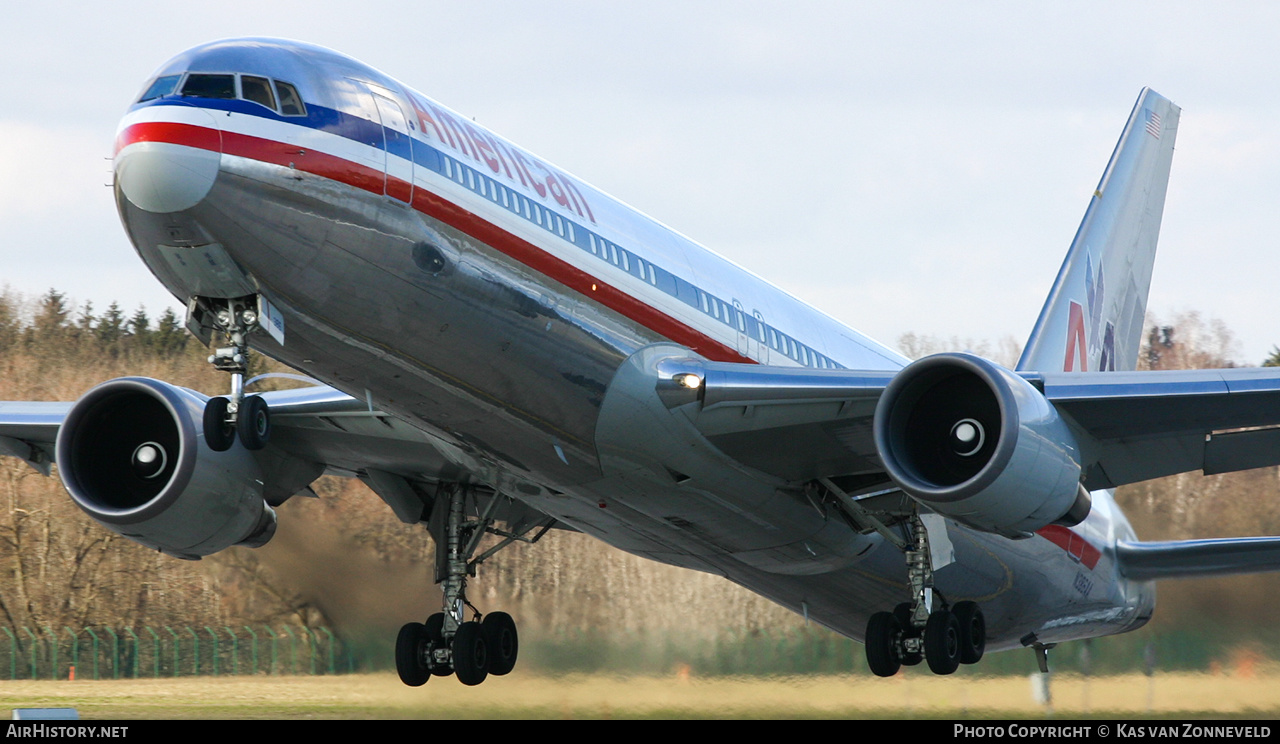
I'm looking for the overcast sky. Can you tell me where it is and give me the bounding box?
[4,2,1280,363]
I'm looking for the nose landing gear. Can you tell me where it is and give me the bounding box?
[190,296,271,452]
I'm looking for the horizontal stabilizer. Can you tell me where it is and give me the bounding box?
[1117,537,1280,581]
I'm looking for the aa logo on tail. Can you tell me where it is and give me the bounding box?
[1063,253,1116,372]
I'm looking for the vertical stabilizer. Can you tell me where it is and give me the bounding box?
[1017,89,1180,373]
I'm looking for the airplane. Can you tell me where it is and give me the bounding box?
[4,37,1280,686]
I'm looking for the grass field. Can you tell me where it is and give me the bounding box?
[2,670,1279,719]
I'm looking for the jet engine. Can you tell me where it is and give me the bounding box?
[55,377,275,559]
[873,353,1089,538]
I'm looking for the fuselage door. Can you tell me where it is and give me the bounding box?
[732,299,751,357]
[754,310,769,364]
[367,86,414,204]
[353,81,412,206]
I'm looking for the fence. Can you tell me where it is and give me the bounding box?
[2,623,1272,681]
[0,626,355,680]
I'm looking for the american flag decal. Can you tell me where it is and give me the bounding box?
[1145,109,1161,139]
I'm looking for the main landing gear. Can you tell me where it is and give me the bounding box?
[864,512,986,677]
[195,297,271,452]
[395,483,554,687]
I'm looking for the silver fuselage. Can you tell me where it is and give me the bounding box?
[113,38,1153,652]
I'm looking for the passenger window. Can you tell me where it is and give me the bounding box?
[241,76,277,111]
[182,74,236,99]
[139,74,182,102]
[275,81,306,116]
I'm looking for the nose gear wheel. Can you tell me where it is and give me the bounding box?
[190,295,271,453]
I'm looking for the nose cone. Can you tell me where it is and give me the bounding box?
[115,108,221,213]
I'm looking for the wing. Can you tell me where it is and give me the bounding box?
[663,359,1280,490]
[1041,367,1280,488]
[0,401,67,476]
[0,379,561,558]
[642,351,1280,542]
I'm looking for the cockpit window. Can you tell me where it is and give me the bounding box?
[161,72,305,116]
[241,76,276,110]
[181,74,236,99]
[138,74,182,102]
[275,81,306,116]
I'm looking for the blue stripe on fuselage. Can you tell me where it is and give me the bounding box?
[131,96,845,371]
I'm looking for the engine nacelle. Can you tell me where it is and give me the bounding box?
[873,353,1088,537]
[55,377,276,559]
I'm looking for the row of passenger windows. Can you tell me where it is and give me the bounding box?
[444,158,580,244]
[138,73,306,116]
[438,152,840,370]
[134,76,838,369]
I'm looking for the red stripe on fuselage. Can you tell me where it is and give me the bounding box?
[1035,524,1101,570]
[116,121,221,154]
[117,120,754,364]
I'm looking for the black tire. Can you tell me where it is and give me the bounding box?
[952,601,986,665]
[893,602,923,666]
[924,609,961,675]
[482,612,519,676]
[452,621,488,686]
[865,611,902,678]
[425,613,452,676]
[395,622,429,687]
[238,395,270,450]
[203,396,235,452]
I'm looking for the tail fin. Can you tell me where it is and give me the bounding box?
[1017,88,1180,373]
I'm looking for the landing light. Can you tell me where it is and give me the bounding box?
[674,373,703,390]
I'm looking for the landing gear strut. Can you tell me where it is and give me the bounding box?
[193,296,270,452]
[395,483,552,687]
[863,511,985,677]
